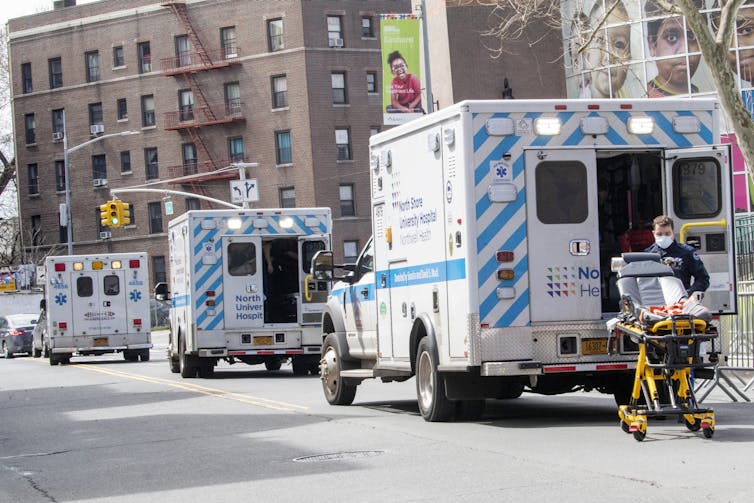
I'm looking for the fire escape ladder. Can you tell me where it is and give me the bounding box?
[185,126,215,170]
[162,1,211,66]
[181,73,216,122]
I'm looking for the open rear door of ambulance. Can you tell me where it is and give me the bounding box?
[664,145,736,314]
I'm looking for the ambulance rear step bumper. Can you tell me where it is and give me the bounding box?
[208,346,321,357]
[52,343,152,353]
[481,361,635,376]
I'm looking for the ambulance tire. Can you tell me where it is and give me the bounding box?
[49,353,58,366]
[33,347,42,358]
[169,353,180,373]
[179,336,198,378]
[416,337,455,422]
[265,359,282,371]
[292,358,309,376]
[123,351,139,362]
[43,344,49,358]
[321,333,357,405]
[139,349,150,362]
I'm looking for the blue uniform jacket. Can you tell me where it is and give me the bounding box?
[644,241,710,295]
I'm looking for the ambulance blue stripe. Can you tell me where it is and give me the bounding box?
[195,275,222,310]
[564,126,583,146]
[648,111,692,147]
[205,292,224,330]
[479,256,528,321]
[376,258,466,289]
[172,294,190,308]
[476,189,525,253]
[605,126,627,145]
[196,262,221,296]
[477,221,527,282]
[495,287,530,328]
[473,112,509,151]
[475,155,524,218]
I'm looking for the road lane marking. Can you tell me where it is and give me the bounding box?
[68,364,309,412]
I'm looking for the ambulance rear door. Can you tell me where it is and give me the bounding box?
[222,236,264,329]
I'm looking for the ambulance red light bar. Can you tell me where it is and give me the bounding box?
[58,322,67,330]
[133,318,142,326]
[620,104,633,109]
[587,104,600,110]
[496,251,514,262]
[54,263,66,272]
[554,105,567,110]
[129,259,140,268]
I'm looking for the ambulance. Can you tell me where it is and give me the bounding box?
[165,208,332,378]
[313,99,737,421]
[41,253,152,365]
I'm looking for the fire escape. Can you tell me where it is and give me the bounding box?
[160,1,246,203]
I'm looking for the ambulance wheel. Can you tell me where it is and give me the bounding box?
[42,344,49,358]
[123,351,139,362]
[416,337,455,422]
[179,336,198,378]
[292,358,309,376]
[265,359,282,371]
[49,353,58,366]
[633,430,646,442]
[455,400,485,421]
[321,333,357,405]
[33,347,42,358]
[139,349,150,362]
[684,417,702,432]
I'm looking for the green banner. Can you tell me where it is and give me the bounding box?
[381,15,422,126]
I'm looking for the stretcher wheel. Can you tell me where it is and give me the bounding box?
[703,427,714,439]
[620,421,630,434]
[684,417,701,432]
[633,430,646,442]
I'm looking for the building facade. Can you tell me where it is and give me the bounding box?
[9,0,409,286]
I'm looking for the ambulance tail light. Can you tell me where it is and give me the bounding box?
[133,318,142,327]
[58,322,67,330]
[92,261,104,270]
[206,290,216,297]
[497,269,515,281]
[496,250,514,262]
[54,263,66,272]
[129,259,140,269]
[206,300,216,307]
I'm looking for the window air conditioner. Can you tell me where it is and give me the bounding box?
[52,132,64,141]
[99,231,112,239]
[90,124,105,135]
[93,178,108,187]
[329,38,344,48]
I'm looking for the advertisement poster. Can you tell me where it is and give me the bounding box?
[381,14,423,126]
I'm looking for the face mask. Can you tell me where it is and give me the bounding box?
[655,236,673,249]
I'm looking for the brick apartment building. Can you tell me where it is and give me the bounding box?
[9,0,409,287]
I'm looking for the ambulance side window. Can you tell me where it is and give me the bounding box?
[356,241,374,277]
[77,277,94,297]
[535,161,588,224]
[228,242,257,276]
[673,158,721,218]
[103,275,120,296]
[302,241,326,273]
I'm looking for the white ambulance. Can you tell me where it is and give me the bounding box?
[41,253,152,365]
[313,99,737,421]
[165,208,332,378]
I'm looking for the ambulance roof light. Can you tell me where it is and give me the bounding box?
[129,259,140,268]
[628,116,654,135]
[227,218,242,230]
[111,260,122,269]
[534,117,561,136]
[73,262,84,271]
[54,263,66,272]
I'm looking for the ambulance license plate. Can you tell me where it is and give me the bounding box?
[93,337,108,347]
[253,336,273,346]
[582,338,607,355]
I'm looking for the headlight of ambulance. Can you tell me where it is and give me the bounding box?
[628,116,654,135]
[534,117,561,136]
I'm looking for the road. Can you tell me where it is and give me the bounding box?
[1,330,753,502]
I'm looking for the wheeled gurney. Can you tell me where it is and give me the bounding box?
[608,253,718,441]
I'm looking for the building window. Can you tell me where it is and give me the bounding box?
[344,240,359,263]
[178,89,194,121]
[224,82,241,115]
[186,197,201,211]
[113,46,124,67]
[88,102,103,126]
[331,72,347,104]
[117,98,128,120]
[182,143,197,175]
[141,94,155,126]
[52,108,65,134]
[137,41,151,73]
[21,63,32,93]
[367,71,377,93]
[31,215,42,246]
[175,35,191,67]
[85,50,100,82]
[221,26,237,58]
[275,130,292,165]
[267,18,284,51]
[24,114,36,145]
[327,16,343,47]
[28,164,39,195]
[152,256,167,284]
[339,184,355,216]
[361,16,374,38]
[55,160,66,192]
[271,74,288,108]
[145,147,159,180]
[280,187,295,208]
[148,202,163,234]
[48,57,62,89]
[228,136,244,162]
[370,126,380,136]
[336,128,351,160]
[92,154,107,180]
[120,151,131,173]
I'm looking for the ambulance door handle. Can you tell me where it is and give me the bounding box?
[103,301,111,307]
[360,288,369,298]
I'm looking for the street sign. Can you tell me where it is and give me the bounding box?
[230,179,259,203]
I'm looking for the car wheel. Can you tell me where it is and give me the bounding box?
[320,333,357,405]
[415,337,455,422]
[2,342,12,359]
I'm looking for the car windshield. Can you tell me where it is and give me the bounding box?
[7,314,38,327]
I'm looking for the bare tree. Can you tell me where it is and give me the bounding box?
[0,26,16,214]
[459,0,754,193]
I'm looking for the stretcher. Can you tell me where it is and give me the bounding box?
[608,253,718,441]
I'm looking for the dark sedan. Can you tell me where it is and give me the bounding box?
[1,313,38,358]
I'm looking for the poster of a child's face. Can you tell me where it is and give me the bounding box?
[713,1,754,87]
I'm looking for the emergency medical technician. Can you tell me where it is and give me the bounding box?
[644,214,710,295]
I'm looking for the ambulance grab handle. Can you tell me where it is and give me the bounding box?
[304,274,313,302]
[679,218,726,243]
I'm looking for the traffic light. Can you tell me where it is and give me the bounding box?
[119,201,131,226]
[108,201,120,227]
[99,203,110,227]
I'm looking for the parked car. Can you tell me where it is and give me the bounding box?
[32,305,48,358]
[0,313,38,358]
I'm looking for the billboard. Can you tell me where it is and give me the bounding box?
[381,14,423,126]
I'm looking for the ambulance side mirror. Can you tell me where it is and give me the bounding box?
[310,251,334,281]
[39,299,46,312]
[154,282,170,301]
